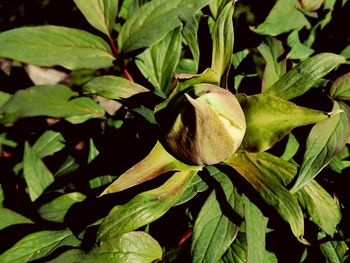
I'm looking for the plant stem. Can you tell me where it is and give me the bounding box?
[108,34,118,60]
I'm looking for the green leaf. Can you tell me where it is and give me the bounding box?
[340,44,350,60]
[38,192,86,223]
[23,142,54,201]
[175,174,208,206]
[0,185,4,207]
[257,37,286,91]
[182,12,201,70]
[117,0,211,53]
[100,141,200,195]
[221,233,278,263]
[136,27,182,94]
[286,30,314,60]
[49,231,162,263]
[319,232,349,263]
[280,133,300,161]
[296,180,341,236]
[225,152,307,244]
[88,138,100,163]
[330,72,350,101]
[0,26,114,70]
[211,1,234,85]
[0,133,17,148]
[191,167,242,263]
[98,169,197,241]
[32,130,65,158]
[265,53,346,100]
[290,101,350,192]
[209,0,231,18]
[0,85,105,125]
[0,208,33,230]
[243,195,269,263]
[253,0,310,36]
[73,0,118,36]
[238,93,327,152]
[0,91,11,107]
[83,75,149,100]
[0,229,81,263]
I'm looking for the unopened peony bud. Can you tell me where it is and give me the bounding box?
[299,0,324,11]
[158,84,246,165]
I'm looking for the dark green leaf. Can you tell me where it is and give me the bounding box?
[98,170,197,241]
[211,1,234,84]
[238,93,327,152]
[0,26,114,70]
[136,27,182,94]
[23,142,54,201]
[243,195,269,263]
[253,0,310,36]
[73,0,118,35]
[32,130,65,158]
[330,72,350,101]
[83,75,149,100]
[49,231,162,263]
[291,102,350,193]
[0,229,81,263]
[191,167,243,263]
[0,208,33,230]
[38,192,86,223]
[174,174,208,206]
[54,156,80,177]
[265,53,346,100]
[0,85,105,125]
[117,0,211,53]
[257,37,286,91]
[225,152,307,244]
[182,12,201,70]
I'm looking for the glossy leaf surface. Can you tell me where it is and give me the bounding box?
[73,0,118,35]
[98,170,197,241]
[291,102,350,192]
[0,26,114,70]
[0,85,105,125]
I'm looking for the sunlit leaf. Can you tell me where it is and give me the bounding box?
[225,152,307,244]
[118,0,212,53]
[100,141,200,195]
[286,30,314,60]
[88,138,100,164]
[238,93,327,152]
[191,167,242,263]
[83,75,149,100]
[209,0,231,18]
[265,53,346,100]
[23,142,54,201]
[0,85,105,125]
[49,231,162,263]
[182,12,201,70]
[211,1,234,85]
[280,133,299,161]
[0,26,114,70]
[0,229,81,263]
[330,72,350,101]
[38,192,86,223]
[32,130,65,158]
[98,170,197,241]
[319,232,349,263]
[0,208,33,230]
[290,102,350,193]
[0,91,11,107]
[257,37,286,91]
[296,180,341,236]
[136,27,182,94]
[253,0,310,36]
[73,0,118,36]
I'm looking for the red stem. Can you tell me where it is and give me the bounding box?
[108,34,118,60]
[177,229,192,247]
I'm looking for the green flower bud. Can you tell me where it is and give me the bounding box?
[299,0,324,11]
[158,84,246,165]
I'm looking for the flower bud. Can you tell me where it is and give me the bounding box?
[299,0,324,11]
[158,84,246,165]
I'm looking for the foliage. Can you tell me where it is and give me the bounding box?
[0,0,350,262]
